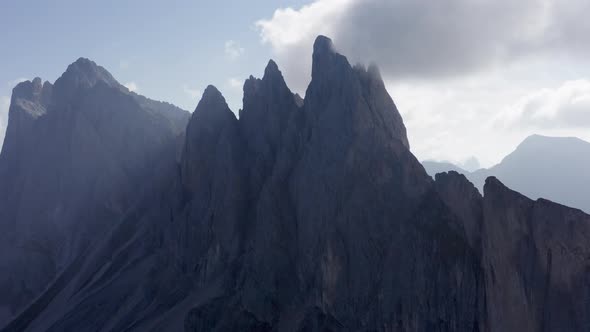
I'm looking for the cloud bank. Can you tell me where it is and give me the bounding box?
[124,82,139,92]
[497,79,590,129]
[257,0,590,165]
[257,0,590,89]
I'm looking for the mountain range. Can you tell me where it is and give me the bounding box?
[1,36,590,332]
[423,134,590,213]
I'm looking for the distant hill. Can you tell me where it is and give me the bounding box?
[423,134,590,213]
[422,160,468,177]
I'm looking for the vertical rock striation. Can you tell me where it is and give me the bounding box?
[482,177,590,331]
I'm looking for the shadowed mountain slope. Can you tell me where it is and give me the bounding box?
[0,58,189,326]
[2,38,590,332]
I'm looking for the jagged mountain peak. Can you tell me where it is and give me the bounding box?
[367,63,382,79]
[11,77,51,102]
[313,35,335,55]
[5,34,590,332]
[242,60,293,112]
[8,78,53,122]
[194,85,233,117]
[305,35,410,149]
[0,55,191,328]
[310,35,350,83]
[201,84,224,101]
[238,57,300,196]
[68,57,116,82]
[243,59,288,92]
[263,59,280,78]
[31,77,42,86]
[185,85,236,142]
[53,57,119,95]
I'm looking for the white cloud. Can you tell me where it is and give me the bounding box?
[224,40,245,60]
[227,77,242,90]
[495,79,590,130]
[257,0,590,91]
[183,85,201,99]
[389,76,590,167]
[256,0,353,92]
[255,0,590,166]
[124,82,139,92]
[257,0,352,50]
[388,77,525,167]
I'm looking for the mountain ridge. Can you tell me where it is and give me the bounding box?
[423,134,590,213]
[1,36,590,332]
[0,58,190,327]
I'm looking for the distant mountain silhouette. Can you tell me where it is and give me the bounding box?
[423,160,468,177]
[2,38,590,332]
[460,156,480,172]
[423,135,590,213]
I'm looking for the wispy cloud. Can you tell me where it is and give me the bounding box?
[494,79,590,130]
[224,40,245,60]
[124,82,139,92]
[227,77,243,90]
[183,85,201,99]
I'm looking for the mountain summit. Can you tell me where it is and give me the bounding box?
[57,57,119,88]
[2,36,590,332]
[0,59,189,327]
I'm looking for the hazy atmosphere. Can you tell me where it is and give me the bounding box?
[3,1,590,331]
[3,0,590,167]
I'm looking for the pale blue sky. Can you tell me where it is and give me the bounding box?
[0,0,307,112]
[2,0,590,167]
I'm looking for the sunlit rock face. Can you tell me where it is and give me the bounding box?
[3,37,590,332]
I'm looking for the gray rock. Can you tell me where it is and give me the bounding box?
[472,135,590,213]
[482,177,590,331]
[0,58,189,327]
[434,171,483,248]
[3,36,590,332]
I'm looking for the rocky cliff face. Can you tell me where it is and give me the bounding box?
[482,177,590,331]
[0,58,189,326]
[2,37,590,332]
